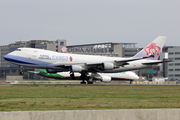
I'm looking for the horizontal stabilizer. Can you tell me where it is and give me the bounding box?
[142,60,172,65]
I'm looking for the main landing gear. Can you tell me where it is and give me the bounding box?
[80,72,93,84]
[70,71,93,84]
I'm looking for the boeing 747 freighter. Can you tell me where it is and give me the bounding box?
[4,36,169,84]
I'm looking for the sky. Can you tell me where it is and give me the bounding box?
[0,0,180,47]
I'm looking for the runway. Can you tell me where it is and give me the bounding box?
[0,80,178,86]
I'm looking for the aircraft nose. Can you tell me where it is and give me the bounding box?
[4,54,11,61]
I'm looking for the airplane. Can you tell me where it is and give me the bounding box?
[29,69,139,83]
[4,36,170,84]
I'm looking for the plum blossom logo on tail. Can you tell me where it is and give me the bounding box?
[144,42,161,58]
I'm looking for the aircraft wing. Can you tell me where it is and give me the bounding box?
[86,56,150,65]
[84,56,149,69]
[52,55,154,73]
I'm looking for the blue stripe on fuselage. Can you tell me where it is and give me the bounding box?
[4,54,51,66]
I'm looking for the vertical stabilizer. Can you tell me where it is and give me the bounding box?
[134,36,167,60]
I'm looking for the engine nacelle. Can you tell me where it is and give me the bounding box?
[103,62,114,70]
[71,65,83,72]
[101,76,111,82]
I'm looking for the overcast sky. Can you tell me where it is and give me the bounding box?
[0,0,180,47]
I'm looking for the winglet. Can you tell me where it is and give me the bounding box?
[134,36,167,60]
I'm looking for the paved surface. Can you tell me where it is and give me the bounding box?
[1,109,180,120]
[0,79,178,86]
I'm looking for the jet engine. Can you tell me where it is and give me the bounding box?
[101,76,111,82]
[103,62,115,70]
[71,65,83,72]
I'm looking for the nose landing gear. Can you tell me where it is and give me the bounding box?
[19,66,24,75]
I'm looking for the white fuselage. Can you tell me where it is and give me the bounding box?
[4,48,159,73]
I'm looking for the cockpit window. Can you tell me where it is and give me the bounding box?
[15,49,21,51]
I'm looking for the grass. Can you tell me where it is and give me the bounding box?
[0,85,180,111]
